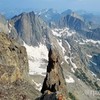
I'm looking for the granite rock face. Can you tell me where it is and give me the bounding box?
[0,14,9,34]
[41,48,68,100]
[59,13,87,31]
[11,11,51,46]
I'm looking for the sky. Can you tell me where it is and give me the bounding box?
[0,0,100,13]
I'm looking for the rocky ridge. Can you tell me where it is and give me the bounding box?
[0,14,9,33]
[0,32,40,100]
[41,48,68,100]
[38,9,100,40]
[11,11,51,46]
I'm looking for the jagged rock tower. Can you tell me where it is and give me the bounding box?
[41,48,68,99]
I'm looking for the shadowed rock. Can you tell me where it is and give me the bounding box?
[41,48,68,99]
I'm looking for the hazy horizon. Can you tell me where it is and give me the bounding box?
[0,0,100,17]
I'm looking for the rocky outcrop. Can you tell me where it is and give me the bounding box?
[0,32,40,99]
[0,32,28,82]
[0,14,9,33]
[59,13,87,31]
[41,48,68,100]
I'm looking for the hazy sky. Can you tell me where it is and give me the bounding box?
[0,0,100,13]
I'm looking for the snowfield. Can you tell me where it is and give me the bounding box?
[87,54,92,58]
[79,39,100,45]
[65,75,75,83]
[52,30,61,37]
[57,39,66,54]
[24,42,48,76]
[52,28,76,37]
[86,39,100,44]
[69,58,77,69]
[71,68,75,73]
[65,40,71,50]
[64,56,69,64]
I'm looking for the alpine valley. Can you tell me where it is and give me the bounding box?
[0,9,100,100]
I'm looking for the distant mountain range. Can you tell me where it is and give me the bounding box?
[36,9,100,26]
[37,9,100,40]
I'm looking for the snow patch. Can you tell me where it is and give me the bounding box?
[79,39,100,45]
[65,40,71,50]
[90,60,97,66]
[57,39,66,54]
[8,23,12,28]
[64,56,69,64]
[9,30,11,33]
[90,71,97,77]
[86,39,100,44]
[59,28,69,34]
[38,12,42,15]
[52,28,76,37]
[87,54,92,58]
[52,30,61,37]
[70,58,77,69]
[32,80,42,91]
[24,42,48,76]
[79,42,85,45]
[61,61,64,65]
[45,15,48,18]
[65,75,75,83]
[28,60,46,76]
[71,68,75,73]
[8,23,12,33]
[97,78,100,81]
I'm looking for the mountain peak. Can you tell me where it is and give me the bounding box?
[70,12,84,21]
[61,9,72,16]
[11,11,49,46]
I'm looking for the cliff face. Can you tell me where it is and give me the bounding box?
[0,32,39,100]
[0,14,9,34]
[41,48,68,100]
[11,11,51,46]
[0,32,28,83]
[59,14,87,31]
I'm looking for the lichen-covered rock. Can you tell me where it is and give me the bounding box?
[41,48,68,99]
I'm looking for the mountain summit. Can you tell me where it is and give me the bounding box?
[11,11,51,46]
